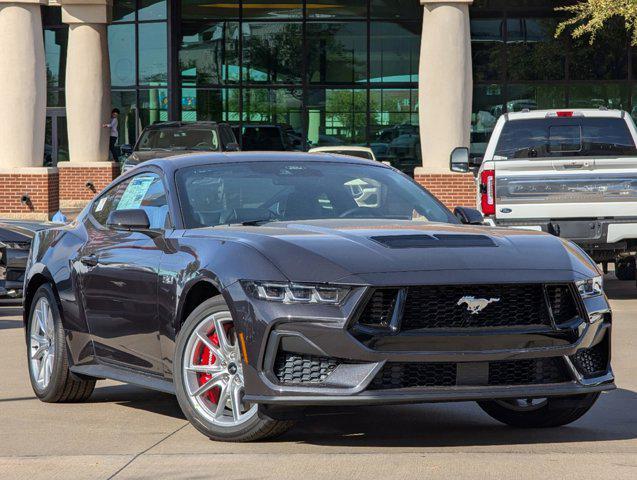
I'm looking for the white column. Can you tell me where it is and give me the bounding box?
[62,1,112,163]
[0,0,46,168]
[417,0,473,174]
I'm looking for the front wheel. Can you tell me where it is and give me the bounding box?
[174,296,293,442]
[478,393,600,428]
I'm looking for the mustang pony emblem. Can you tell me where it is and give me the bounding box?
[457,296,500,315]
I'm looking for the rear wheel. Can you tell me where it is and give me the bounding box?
[27,284,95,403]
[478,393,600,428]
[174,296,293,442]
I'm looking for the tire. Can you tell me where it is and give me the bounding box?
[615,257,636,281]
[174,295,294,442]
[478,393,600,428]
[26,284,96,403]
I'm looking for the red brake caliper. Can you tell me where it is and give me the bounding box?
[194,330,222,404]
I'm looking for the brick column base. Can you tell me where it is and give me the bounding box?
[414,171,476,210]
[58,162,120,209]
[0,168,59,220]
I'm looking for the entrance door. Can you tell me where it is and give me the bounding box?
[45,108,68,166]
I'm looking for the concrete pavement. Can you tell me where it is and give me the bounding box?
[1,275,636,479]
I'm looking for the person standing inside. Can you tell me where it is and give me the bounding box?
[103,108,120,161]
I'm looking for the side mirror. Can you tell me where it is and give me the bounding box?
[107,209,150,231]
[450,147,470,173]
[120,144,133,157]
[225,142,241,152]
[454,207,484,225]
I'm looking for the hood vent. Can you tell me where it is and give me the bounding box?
[370,234,496,249]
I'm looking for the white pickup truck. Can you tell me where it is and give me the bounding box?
[451,108,637,279]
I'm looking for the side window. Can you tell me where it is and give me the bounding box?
[116,173,170,230]
[90,181,128,226]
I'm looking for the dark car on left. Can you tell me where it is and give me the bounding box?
[0,220,55,301]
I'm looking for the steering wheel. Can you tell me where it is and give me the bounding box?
[195,141,211,148]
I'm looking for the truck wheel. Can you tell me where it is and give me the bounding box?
[615,257,636,281]
[478,393,599,428]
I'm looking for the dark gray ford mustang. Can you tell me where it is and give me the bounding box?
[23,152,614,441]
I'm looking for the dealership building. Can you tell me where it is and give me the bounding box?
[0,0,634,219]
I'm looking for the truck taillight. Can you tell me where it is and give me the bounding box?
[480,170,496,216]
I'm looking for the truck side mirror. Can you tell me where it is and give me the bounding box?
[450,147,470,173]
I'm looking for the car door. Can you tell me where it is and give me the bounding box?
[78,171,171,374]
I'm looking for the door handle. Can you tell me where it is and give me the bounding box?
[80,255,99,267]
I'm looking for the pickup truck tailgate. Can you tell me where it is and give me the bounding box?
[495,157,637,220]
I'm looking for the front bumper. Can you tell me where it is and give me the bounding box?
[226,282,615,406]
[493,218,637,255]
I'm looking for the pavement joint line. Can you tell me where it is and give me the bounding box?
[106,422,190,480]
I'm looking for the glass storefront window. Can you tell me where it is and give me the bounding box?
[569,84,629,110]
[471,18,504,82]
[370,22,420,83]
[308,0,367,19]
[182,0,240,20]
[44,29,67,89]
[471,84,504,158]
[109,24,136,87]
[307,89,367,147]
[139,23,168,85]
[243,23,303,84]
[242,1,303,19]
[506,18,565,81]
[139,0,167,21]
[113,0,136,22]
[371,0,422,20]
[111,90,138,146]
[506,84,566,111]
[181,88,240,123]
[307,23,367,84]
[180,22,240,86]
[139,88,169,129]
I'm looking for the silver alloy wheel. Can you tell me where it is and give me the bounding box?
[29,297,55,390]
[495,398,549,412]
[182,311,257,427]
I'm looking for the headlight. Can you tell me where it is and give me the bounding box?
[242,281,351,305]
[576,276,604,298]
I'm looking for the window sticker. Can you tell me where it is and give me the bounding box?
[94,197,108,213]
[117,176,155,210]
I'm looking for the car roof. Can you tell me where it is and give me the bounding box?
[143,121,222,130]
[308,146,373,153]
[141,151,388,176]
[505,109,627,121]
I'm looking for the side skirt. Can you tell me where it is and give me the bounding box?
[71,363,176,395]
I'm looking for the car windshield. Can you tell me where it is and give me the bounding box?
[137,127,219,152]
[176,161,456,228]
[494,117,637,159]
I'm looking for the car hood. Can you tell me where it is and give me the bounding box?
[184,219,599,285]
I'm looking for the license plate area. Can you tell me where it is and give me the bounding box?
[549,220,603,240]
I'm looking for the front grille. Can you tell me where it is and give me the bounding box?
[488,357,571,385]
[570,334,609,378]
[369,357,571,390]
[546,285,580,324]
[357,284,580,331]
[370,362,457,390]
[273,352,340,385]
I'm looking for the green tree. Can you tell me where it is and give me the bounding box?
[556,0,637,45]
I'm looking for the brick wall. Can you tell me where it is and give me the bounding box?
[415,173,477,210]
[58,163,120,206]
[0,169,59,220]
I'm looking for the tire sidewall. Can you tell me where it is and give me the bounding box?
[26,284,68,401]
[173,295,275,441]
